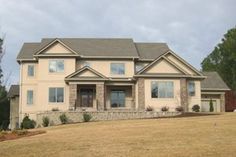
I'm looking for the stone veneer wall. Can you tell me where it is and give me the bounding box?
[69,84,77,109]
[96,84,105,110]
[138,78,145,110]
[36,111,180,126]
[180,78,188,111]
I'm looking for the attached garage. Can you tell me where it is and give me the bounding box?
[201,72,230,112]
[201,99,220,112]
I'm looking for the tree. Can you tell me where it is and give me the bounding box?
[209,99,214,112]
[0,36,10,130]
[201,27,236,91]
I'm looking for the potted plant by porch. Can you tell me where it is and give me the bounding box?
[161,106,169,116]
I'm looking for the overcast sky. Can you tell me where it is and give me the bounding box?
[0,0,235,85]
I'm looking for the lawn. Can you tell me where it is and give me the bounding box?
[0,113,236,157]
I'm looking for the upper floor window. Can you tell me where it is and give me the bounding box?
[27,90,33,105]
[111,63,125,75]
[188,81,195,96]
[28,65,34,77]
[49,87,64,103]
[151,81,174,98]
[49,60,64,73]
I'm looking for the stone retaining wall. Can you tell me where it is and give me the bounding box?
[36,111,181,126]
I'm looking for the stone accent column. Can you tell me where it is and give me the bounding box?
[131,84,136,110]
[69,84,77,110]
[220,93,225,112]
[138,78,145,110]
[96,84,105,111]
[180,78,188,112]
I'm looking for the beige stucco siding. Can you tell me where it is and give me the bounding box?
[166,54,197,75]
[144,79,181,111]
[21,63,38,85]
[187,80,201,111]
[77,60,135,78]
[145,59,181,74]
[42,43,74,54]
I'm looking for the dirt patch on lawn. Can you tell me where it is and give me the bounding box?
[0,130,46,142]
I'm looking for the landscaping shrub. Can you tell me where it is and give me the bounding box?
[20,115,36,129]
[175,106,184,112]
[161,106,169,112]
[146,106,153,111]
[51,107,59,112]
[209,99,214,112]
[59,113,68,124]
[192,104,200,112]
[83,113,92,122]
[42,116,50,127]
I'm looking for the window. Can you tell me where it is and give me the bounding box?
[28,65,34,76]
[111,90,125,107]
[151,81,174,98]
[188,81,195,96]
[111,63,125,75]
[49,60,64,73]
[49,88,64,103]
[27,90,33,105]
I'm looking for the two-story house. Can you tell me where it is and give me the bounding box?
[8,38,230,129]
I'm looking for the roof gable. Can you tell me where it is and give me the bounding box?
[35,39,78,56]
[65,66,108,81]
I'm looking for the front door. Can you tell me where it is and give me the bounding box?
[80,89,93,107]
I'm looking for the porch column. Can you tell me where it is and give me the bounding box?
[220,93,225,112]
[69,84,77,110]
[180,78,188,112]
[131,84,136,110]
[96,83,105,110]
[138,78,145,110]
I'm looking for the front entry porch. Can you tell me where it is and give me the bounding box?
[69,83,136,111]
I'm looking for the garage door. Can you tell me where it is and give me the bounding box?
[201,100,218,112]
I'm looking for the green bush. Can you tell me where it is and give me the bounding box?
[42,116,50,127]
[83,113,92,122]
[209,99,214,112]
[20,115,36,129]
[59,113,68,124]
[192,104,200,112]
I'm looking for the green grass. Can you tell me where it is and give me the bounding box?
[0,113,236,157]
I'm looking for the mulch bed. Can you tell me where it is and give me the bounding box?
[0,130,46,142]
[173,112,221,118]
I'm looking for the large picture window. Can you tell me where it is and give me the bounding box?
[188,81,195,96]
[110,63,125,75]
[49,60,64,73]
[27,90,33,105]
[151,81,174,98]
[49,88,64,103]
[110,90,125,107]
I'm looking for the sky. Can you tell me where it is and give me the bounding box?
[0,0,235,86]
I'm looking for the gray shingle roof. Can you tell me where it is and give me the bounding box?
[8,85,19,98]
[135,43,170,60]
[17,43,40,60]
[201,72,230,90]
[17,38,172,60]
